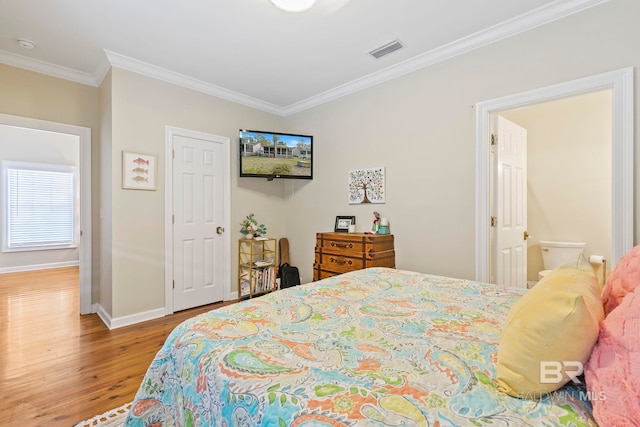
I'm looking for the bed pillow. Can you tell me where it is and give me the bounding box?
[496,262,603,398]
[602,245,640,315]
[585,286,640,426]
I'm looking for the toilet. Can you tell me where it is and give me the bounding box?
[538,240,587,281]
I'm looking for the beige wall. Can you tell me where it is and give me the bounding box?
[284,0,639,283]
[0,64,99,127]
[107,68,284,317]
[501,91,612,281]
[0,125,80,270]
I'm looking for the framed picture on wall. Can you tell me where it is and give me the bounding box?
[348,166,386,204]
[122,151,157,190]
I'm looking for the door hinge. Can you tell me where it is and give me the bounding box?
[491,216,497,227]
[172,149,175,159]
[172,214,175,224]
[172,280,175,289]
[491,134,497,146]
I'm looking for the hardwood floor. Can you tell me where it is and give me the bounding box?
[0,266,236,426]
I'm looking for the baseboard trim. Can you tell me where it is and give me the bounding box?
[96,304,166,330]
[0,260,79,274]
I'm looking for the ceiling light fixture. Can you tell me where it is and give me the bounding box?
[269,0,317,12]
[17,38,36,49]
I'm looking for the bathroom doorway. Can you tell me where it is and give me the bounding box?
[475,67,633,286]
[496,90,612,286]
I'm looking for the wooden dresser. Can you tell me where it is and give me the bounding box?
[314,232,395,280]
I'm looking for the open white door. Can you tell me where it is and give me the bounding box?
[494,115,528,288]
[171,131,226,311]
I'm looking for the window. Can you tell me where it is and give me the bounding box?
[3,161,78,252]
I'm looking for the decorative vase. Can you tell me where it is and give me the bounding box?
[245,233,253,240]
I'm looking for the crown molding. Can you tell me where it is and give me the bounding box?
[0,0,609,116]
[93,52,112,87]
[103,50,283,116]
[0,49,99,86]
[281,0,610,115]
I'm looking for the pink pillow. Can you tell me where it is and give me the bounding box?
[584,287,640,426]
[602,245,640,315]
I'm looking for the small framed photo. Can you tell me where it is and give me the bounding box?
[122,151,157,190]
[334,215,356,232]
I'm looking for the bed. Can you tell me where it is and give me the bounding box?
[124,267,598,426]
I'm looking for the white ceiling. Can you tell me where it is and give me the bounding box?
[0,0,608,116]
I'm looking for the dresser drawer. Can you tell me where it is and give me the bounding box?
[316,252,365,273]
[313,251,395,280]
[315,232,394,256]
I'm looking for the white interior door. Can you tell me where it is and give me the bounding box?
[172,133,225,311]
[494,115,528,288]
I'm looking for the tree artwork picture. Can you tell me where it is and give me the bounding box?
[348,167,386,204]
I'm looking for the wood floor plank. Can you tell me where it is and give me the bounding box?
[0,266,236,426]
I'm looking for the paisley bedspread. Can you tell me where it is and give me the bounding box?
[125,267,597,426]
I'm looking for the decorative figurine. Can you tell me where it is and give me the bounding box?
[371,211,380,234]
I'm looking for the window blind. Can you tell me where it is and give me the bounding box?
[5,163,77,250]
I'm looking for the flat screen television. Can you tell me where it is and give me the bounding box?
[239,129,313,180]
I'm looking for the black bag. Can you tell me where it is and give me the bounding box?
[279,262,301,289]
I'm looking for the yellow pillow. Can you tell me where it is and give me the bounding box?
[496,263,604,398]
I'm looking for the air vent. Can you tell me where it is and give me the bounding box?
[369,39,404,59]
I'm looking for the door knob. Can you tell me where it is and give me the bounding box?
[524,231,531,240]
[216,226,224,235]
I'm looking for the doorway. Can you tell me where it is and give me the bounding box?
[475,67,634,284]
[491,91,612,287]
[0,113,92,313]
[164,126,231,314]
